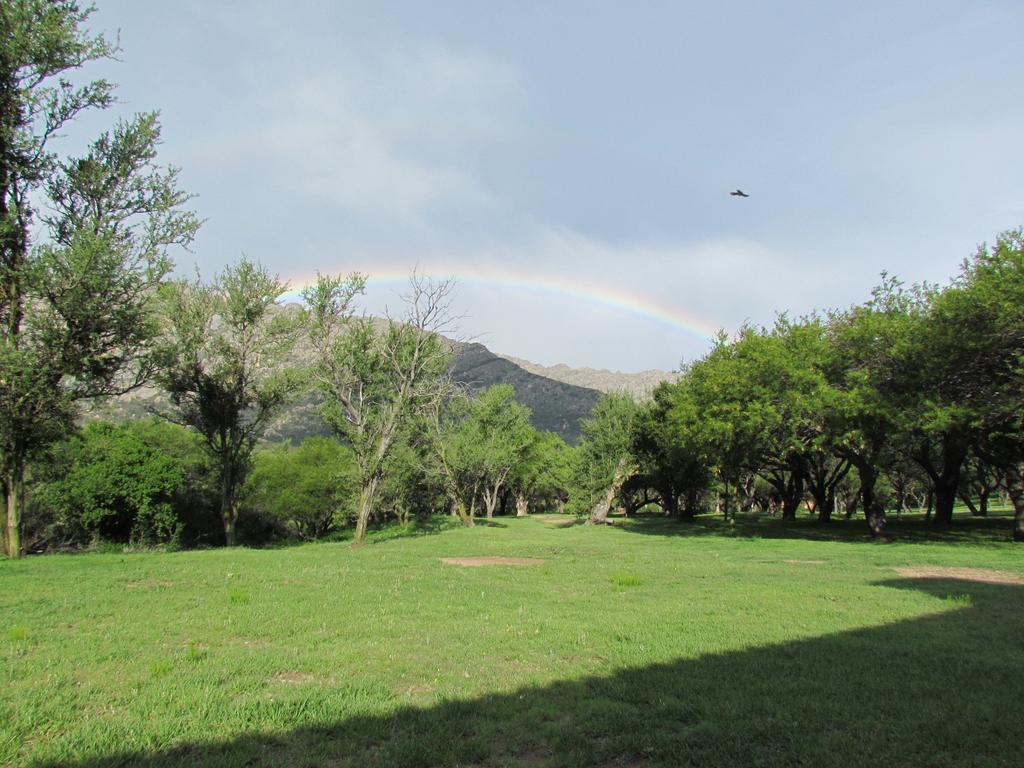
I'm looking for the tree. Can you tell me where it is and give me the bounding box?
[630,380,712,520]
[685,330,774,523]
[461,385,536,519]
[948,230,1024,539]
[304,272,454,544]
[431,391,482,526]
[509,430,571,516]
[156,259,300,546]
[569,393,637,524]
[123,418,220,545]
[824,277,919,537]
[1,3,199,557]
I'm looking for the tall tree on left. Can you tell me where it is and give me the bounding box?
[0,2,199,557]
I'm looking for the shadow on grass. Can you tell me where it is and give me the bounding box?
[37,578,1023,768]
[365,517,475,544]
[613,512,1020,545]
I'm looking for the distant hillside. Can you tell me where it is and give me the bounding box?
[450,342,600,442]
[499,354,679,399]
[90,324,603,444]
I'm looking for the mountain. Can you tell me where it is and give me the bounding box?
[450,342,600,442]
[498,354,679,399]
[90,326,603,444]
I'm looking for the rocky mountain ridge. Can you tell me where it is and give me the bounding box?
[498,354,679,398]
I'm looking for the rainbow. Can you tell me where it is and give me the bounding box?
[282,262,720,342]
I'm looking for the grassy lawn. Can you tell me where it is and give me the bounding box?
[2,513,1022,767]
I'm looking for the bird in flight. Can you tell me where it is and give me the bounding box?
[730,189,750,198]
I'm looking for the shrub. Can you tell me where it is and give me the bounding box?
[243,437,356,540]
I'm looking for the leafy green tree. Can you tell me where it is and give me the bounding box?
[886,281,978,525]
[0,3,199,557]
[630,379,712,520]
[824,277,919,536]
[431,391,481,526]
[304,272,453,544]
[244,437,355,540]
[945,229,1024,539]
[38,421,184,546]
[569,392,637,523]
[685,330,775,523]
[510,430,572,516]
[156,259,300,546]
[375,429,442,525]
[462,385,536,519]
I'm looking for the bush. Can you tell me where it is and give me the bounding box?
[243,437,355,540]
[36,422,186,547]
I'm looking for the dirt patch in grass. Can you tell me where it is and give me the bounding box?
[125,579,174,588]
[784,559,826,565]
[440,556,546,567]
[893,566,1023,585]
[269,671,316,684]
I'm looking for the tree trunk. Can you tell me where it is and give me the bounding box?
[959,492,982,517]
[588,459,627,524]
[843,493,858,520]
[680,488,698,521]
[3,465,24,558]
[515,492,529,517]
[720,481,735,525]
[662,487,678,518]
[816,493,835,523]
[354,473,381,544]
[1003,466,1024,542]
[857,464,886,538]
[932,481,958,525]
[916,437,968,526]
[780,471,804,521]
[453,499,475,527]
[588,482,617,524]
[220,464,238,547]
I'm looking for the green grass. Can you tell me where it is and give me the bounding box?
[2,514,1022,767]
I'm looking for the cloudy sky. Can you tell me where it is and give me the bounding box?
[75,1,1024,371]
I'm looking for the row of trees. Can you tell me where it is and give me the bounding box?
[20,382,576,552]
[13,232,1024,551]
[582,232,1024,540]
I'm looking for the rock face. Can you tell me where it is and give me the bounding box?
[499,355,678,399]
[450,342,601,443]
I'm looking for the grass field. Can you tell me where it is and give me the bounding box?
[2,513,1022,767]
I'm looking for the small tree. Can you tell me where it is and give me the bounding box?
[461,385,536,519]
[157,259,300,546]
[569,393,637,524]
[510,431,572,516]
[304,272,454,544]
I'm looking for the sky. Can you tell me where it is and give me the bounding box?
[67,1,1024,371]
